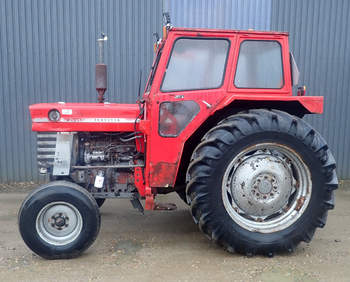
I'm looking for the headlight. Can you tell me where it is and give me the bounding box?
[48,109,60,121]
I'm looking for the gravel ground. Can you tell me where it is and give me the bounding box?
[0,183,349,282]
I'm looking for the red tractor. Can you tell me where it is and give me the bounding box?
[19,17,338,259]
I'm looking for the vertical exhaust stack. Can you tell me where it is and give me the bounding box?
[96,33,108,103]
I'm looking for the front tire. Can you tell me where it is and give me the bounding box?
[186,109,338,256]
[18,181,101,259]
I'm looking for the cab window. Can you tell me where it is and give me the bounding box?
[234,40,284,89]
[161,38,229,92]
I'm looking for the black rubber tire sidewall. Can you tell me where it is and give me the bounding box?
[203,131,325,252]
[19,183,100,259]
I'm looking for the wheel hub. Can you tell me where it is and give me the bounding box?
[255,174,275,194]
[51,213,69,230]
[230,154,293,217]
[36,202,83,246]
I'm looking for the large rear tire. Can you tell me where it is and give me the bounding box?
[18,181,101,259]
[186,109,338,256]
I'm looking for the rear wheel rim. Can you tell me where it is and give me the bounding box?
[222,143,312,233]
[36,201,83,246]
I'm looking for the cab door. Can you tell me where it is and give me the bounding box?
[147,31,236,188]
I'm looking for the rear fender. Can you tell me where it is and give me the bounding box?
[216,95,324,115]
[174,95,324,187]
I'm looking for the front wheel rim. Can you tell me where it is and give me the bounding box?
[36,201,83,246]
[222,143,312,233]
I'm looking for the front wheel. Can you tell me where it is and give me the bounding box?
[18,181,101,259]
[186,109,338,256]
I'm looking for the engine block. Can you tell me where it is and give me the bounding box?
[36,132,144,197]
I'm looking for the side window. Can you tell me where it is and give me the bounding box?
[161,38,229,92]
[234,40,284,89]
[159,101,200,137]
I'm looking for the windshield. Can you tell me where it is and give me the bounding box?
[161,38,229,92]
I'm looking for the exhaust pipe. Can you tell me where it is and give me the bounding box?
[96,33,108,103]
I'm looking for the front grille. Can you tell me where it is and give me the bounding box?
[37,133,57,168]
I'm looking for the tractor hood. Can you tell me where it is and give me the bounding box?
[30,103,140,132]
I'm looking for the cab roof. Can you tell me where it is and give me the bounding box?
[170,27,289,37]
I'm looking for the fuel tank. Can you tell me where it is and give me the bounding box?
[30,103,140,132]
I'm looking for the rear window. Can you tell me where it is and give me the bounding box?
[161,38,229,92]
[234,40,284,89]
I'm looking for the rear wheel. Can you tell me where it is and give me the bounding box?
[186,109,338,256]
[18,181,101,259]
